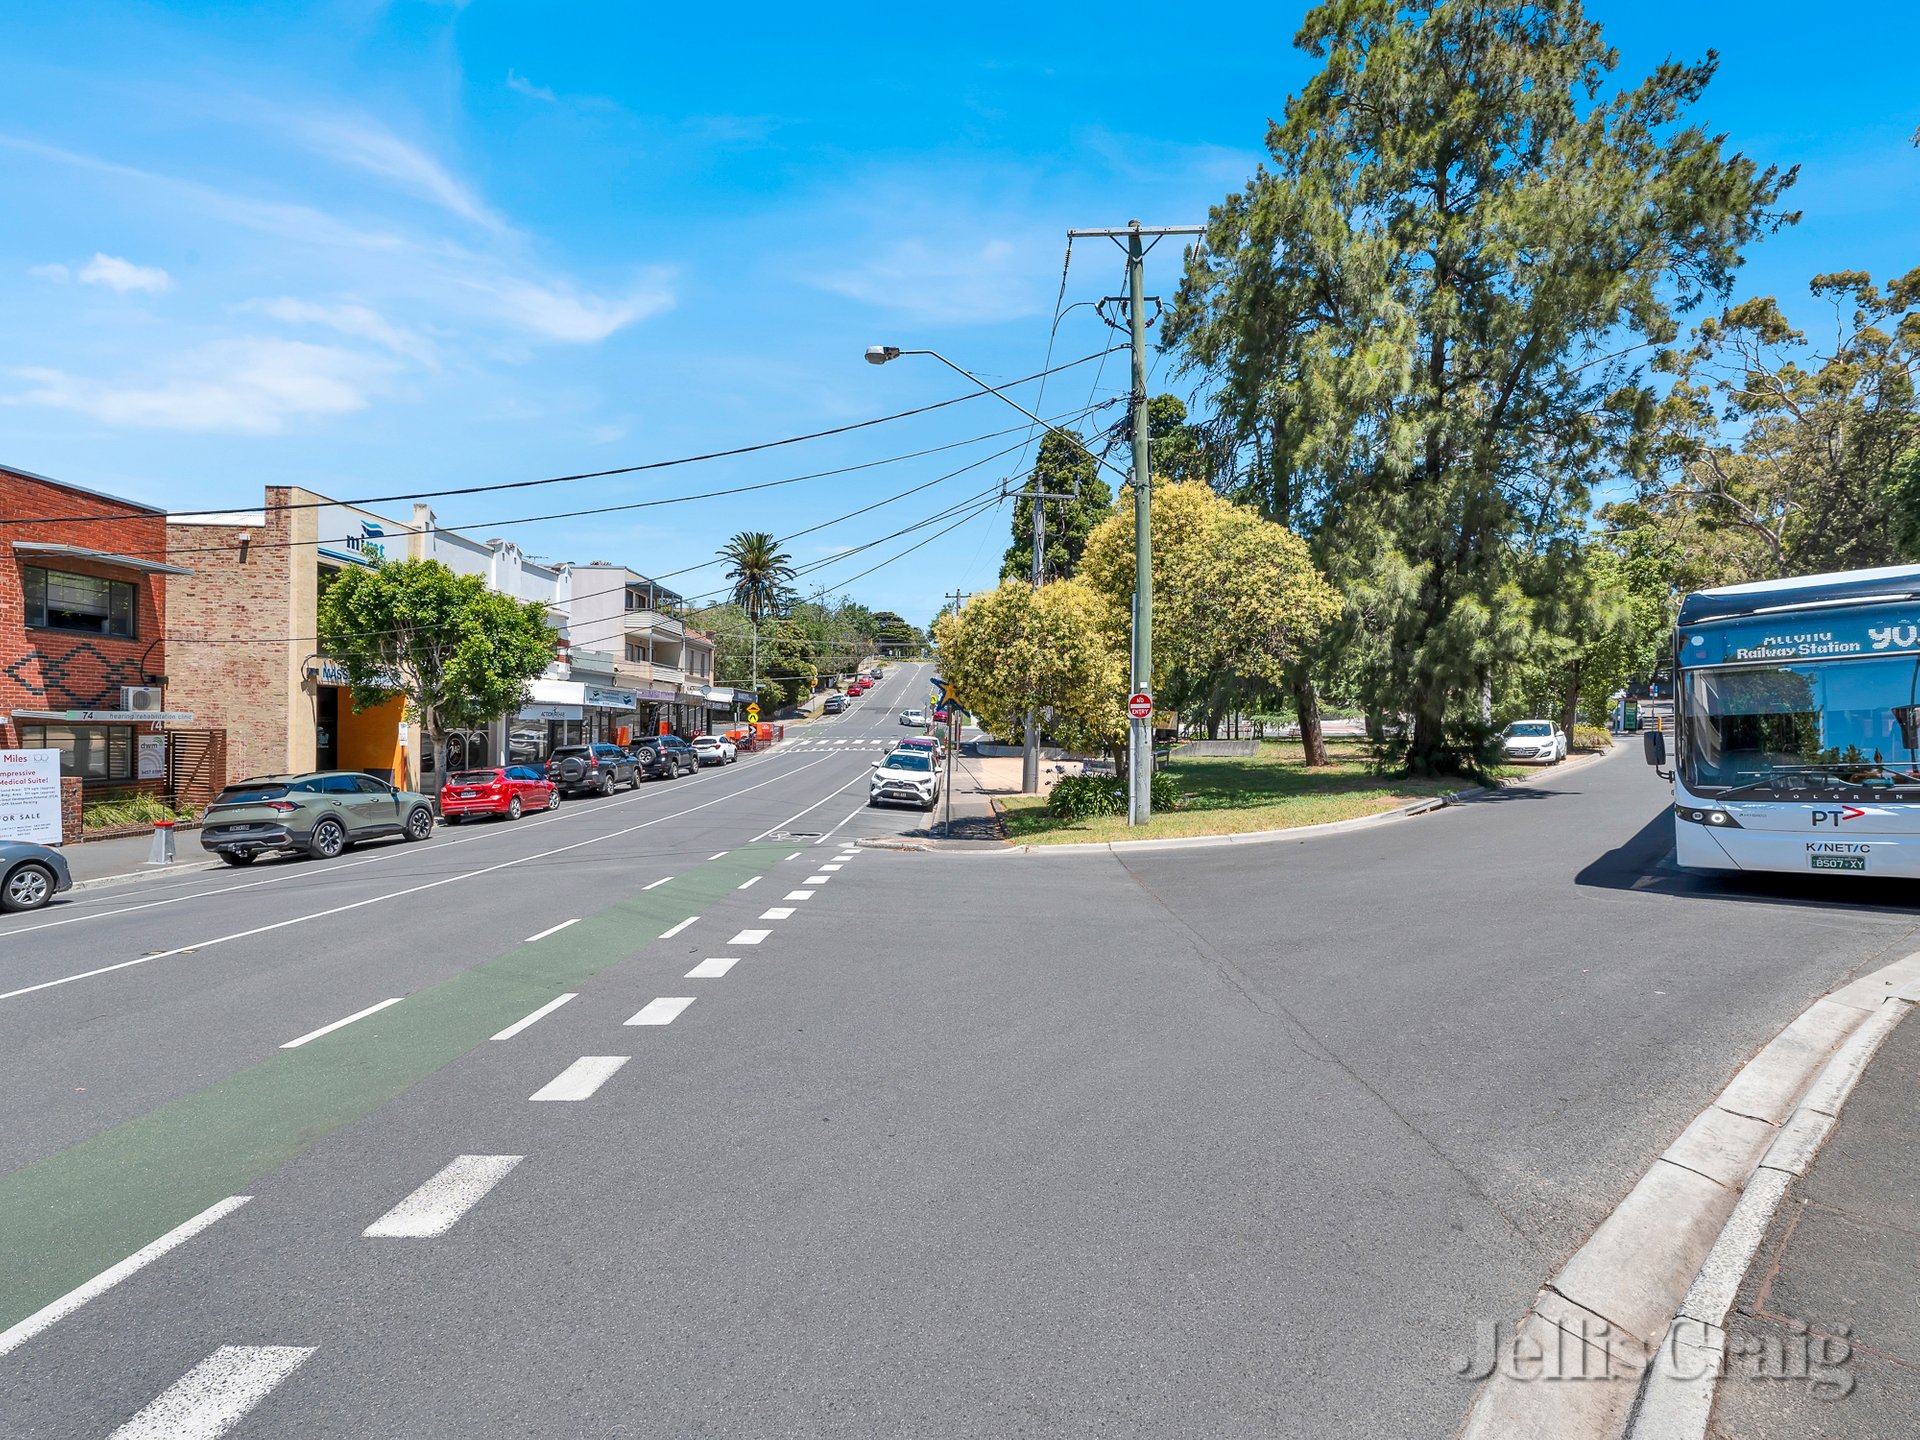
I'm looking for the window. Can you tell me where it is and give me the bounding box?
[19,723,134,780]
[626,643,648,663]
[25,567,136,638]
[317,775,359,794]
[353,776,392,795]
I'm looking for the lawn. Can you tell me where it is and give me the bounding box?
[995,738,1466,845]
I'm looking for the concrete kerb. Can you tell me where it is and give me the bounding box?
[68,859,222,894]
[1455,950,1920,1440]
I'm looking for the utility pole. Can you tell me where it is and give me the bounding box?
[1068,219,1204,824]
[1014,480,1076,794]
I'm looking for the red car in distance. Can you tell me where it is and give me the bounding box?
[440,765,558,823]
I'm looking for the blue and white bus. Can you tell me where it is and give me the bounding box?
[1648,563,1920,877]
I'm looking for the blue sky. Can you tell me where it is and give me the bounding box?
[3,1,1916,630]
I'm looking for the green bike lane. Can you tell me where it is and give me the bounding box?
[0,839,803,1339]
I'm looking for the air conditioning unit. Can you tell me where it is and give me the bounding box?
[122,686,165,713]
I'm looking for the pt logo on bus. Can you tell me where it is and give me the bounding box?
[1810,806,1867,827]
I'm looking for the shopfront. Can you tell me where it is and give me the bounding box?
[308,660,406,784]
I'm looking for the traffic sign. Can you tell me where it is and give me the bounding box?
[1127,692,1154,720]
[747,703,760,721]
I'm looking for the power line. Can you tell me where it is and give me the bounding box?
[7,347,1124,528]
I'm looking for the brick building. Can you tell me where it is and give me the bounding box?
[0,463,193,801]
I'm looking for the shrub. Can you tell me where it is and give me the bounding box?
[1570,725,1613,753]
[1045,771,1182,819]
[1150,769,1180,811]
[82,792,197,830]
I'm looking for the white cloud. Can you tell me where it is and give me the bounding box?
[78,253,173,294]
[4,338,397,434]
[289,112,507,233]
[28,262,69,282]
[818,236,1050,325]
[464,272,675,343]
[507,70,557,103]
[245,296,437,366]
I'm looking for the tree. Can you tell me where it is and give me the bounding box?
[1000,428,1113,584]
[870,610,923,653]
[718,531,795,624]
[933,578,1128,761]
[1079,482,1341,723]
[315,559,556,783]
[1166,0,1794,772]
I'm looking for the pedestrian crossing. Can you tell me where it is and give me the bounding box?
[777,737,901,752]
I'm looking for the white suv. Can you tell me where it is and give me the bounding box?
[899,708,927,727]
[870,747,942,810]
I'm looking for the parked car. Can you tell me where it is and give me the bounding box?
[440,765,557,823]
[869,747,943,811]
[1500,719,1568,764]
[546,744,640,796]
[631,735,698,779]
[823,695,847,715]
[931,708,950,724]
[1,839,73,912]
[200,772,437,865]
[690,734,738,766]
[896,734,946,764]
[900,708,927,727]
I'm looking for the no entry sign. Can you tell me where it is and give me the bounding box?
[1127,692,1154,720]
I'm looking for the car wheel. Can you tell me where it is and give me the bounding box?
[506,796,522,821]
[2,862,57,912]
[627,769,640,791]
[546,789,560,810]
[403,807,435,842]
[308,818,347,860]
[868,797,881,808]
[219,851,258,867]
[599,771,615,796]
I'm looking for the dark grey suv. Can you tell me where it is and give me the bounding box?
[630,735,697,779]
[546,743,639,796]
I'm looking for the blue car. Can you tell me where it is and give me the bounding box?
[1,839,73,912]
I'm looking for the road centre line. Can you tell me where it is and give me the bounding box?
[0,1195,250,1358]
[751,762,877,843]
[737,876,761,890]
[730,929,771,945]
[281,998,404,1050]
[760,908,795,920]
[0,756,837,1005]
[659,917,698,939]
[627,996,695,1025]
[491,993,577,1041]
[529,1055,630,1102]
[364,1154,523,1238]
[686,957,737,978]
[108,1344,315,1440]
[523,918,580,943]
[642,876,672,890]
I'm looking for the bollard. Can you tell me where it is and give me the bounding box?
[146,819,177,866]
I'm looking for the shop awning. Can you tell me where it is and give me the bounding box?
[11,541,193,577]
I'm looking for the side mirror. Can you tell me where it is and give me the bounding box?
[872,760,882,769]
[1643,730,1667,767]
[1896,706,1920,753]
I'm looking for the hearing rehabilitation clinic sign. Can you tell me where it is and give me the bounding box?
[0,749,63,844]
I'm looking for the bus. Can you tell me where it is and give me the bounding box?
[1646,563,1920,876]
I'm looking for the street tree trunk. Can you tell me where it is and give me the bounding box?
[1291,665,1329,767]
[1559,659,1581,737]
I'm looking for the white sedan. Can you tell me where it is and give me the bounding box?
[1500,720,1567,764]
[900,708,927,727]
[690,734,738,766]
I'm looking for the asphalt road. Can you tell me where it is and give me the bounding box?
[4,702,1918,1438]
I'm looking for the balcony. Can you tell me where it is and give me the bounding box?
[622,607,684,640]
[649,663,685,686]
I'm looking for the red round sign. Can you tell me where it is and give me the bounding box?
[1127,692,1154,720]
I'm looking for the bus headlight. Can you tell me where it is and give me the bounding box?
[1677,804,1741,829]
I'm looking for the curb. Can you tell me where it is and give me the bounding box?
[1456,950,1920,1440]
[68,859,223,894]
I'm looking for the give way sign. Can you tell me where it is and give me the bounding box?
[1127,692,1154,720]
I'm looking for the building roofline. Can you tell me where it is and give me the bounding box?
[0,462,164,517]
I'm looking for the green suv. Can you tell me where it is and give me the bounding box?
[199,772,438,866]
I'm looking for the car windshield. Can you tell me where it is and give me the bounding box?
[1507,722,1552,737]
[449,771,500,785]
[887,752,934,772]
[1684,657,1920,795]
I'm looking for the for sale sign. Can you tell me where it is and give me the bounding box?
[0,748,63,844]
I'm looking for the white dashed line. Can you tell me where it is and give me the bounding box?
[737,876,761,890]
[784,891,814,901]
[523,918,580,944]
[363,1155,524,1238]
[660,916,698,939]
[280,997,404,1050]
[491,993,577,1041]
[708,851,728,860]
[642,877,672,891]
[786,851,803,861]
[804,876,830,886]
[530,1055,630,1102]
[627,996,695,1026]
[0,1196,251,1358]
[819,864,843,872]
[686,957,738,978]
[729,929,771,945]
[108,1344,315,1440]
[759,907,795,920]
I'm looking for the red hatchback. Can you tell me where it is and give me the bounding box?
[440,765,558,823]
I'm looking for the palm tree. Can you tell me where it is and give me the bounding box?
[719,531,795,625]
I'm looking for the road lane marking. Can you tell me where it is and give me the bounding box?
[784,891,814,901]
[281,998,404,1050]
[523,918,580,944]
[729,929,771,945]
[109,1344,314,1440]
[0,1195,250,1358]
[491,993,577,1041]
[626,996,695,1025]
[759,908,795,920]
[751,763,875,843]
[642,876,673,891]
[686,957,737,978]
[529,1056,630,1102]
[708,851,728,860]
[819,864,844,872]
[737,876,761,890]
[659,916,698,939]
[0,755,842,1005]
[804,876,830,886]
[785,851,803,860]
[364,1155,523,1238]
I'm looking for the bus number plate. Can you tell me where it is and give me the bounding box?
[1810,855,1866,872]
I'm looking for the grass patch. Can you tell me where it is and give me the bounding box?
[997,739,1464,845]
